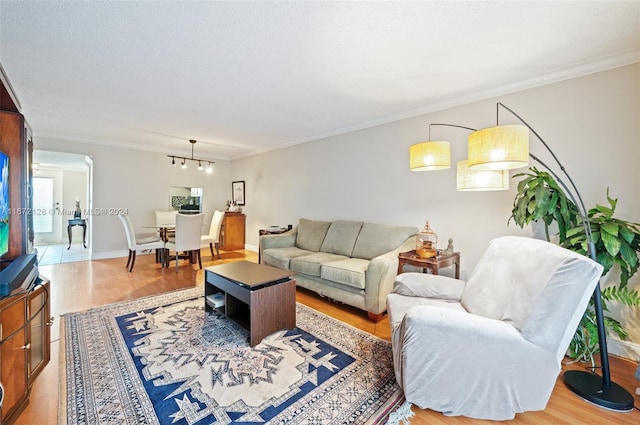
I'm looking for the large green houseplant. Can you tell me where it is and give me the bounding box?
[509,168,640,363]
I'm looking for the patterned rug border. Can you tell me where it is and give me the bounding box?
[59,286,405,425]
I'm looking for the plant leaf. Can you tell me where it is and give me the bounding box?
[601,221,619,238]
[601,230,621,257]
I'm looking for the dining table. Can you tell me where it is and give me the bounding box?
[143,223,207,266]
[143,225,175,265]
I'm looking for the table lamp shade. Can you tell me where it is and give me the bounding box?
[410,141,451,171]
[468,125,529,171]
[457,160,509,191]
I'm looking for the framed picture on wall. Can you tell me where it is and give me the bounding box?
[232,180,245,205]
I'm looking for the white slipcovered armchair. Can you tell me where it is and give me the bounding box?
[387,236,603,420]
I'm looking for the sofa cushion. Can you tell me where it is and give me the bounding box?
[320,221,363,256]
[296,218,331,252]
[290,252,349,277]
[262,246,314,270]
[321,258,369,290]
[352,223,418,260]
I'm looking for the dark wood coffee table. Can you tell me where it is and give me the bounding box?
[204,261,296,346]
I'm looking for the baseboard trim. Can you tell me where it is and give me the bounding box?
[92,250,127,260]
[607,337,640,361]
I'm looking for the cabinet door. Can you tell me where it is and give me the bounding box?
[222,213,245,251]
[0,297,28,422]
[28,279,50,381]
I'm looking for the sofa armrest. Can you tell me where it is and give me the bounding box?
[364,236,416,315]
[260,228,297,251]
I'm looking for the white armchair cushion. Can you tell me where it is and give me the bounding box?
[393,272,465,301]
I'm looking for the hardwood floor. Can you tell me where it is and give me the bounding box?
[14,249,640,425]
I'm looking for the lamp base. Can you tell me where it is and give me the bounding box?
[563,370,634,412]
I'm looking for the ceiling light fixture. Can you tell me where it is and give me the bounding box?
[168,139,215,172]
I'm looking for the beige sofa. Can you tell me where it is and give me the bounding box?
[260,218,417,321]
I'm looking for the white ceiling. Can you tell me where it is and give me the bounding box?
[1,1,639,162]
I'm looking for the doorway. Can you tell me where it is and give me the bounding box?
[32,151,92,265]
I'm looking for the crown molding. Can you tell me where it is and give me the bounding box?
[34,131,228,162]
[232,49,640,160]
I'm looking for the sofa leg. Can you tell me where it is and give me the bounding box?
[367,311,385,322]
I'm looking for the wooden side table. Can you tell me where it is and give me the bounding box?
[397,250,460,279]
[258,227,289,263]
[258,227,288,237]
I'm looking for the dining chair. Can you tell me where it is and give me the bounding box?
[155,210,178,240]
[201,210,225,259]
[164,213,204,271]
[117,214,165,272]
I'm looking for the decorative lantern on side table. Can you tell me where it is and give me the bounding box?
[416,220,437,258]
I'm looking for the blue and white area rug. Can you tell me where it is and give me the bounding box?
[60,287,404,424]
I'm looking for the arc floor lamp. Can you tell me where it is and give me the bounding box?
[410,102,634,411]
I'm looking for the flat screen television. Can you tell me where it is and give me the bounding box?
[0,151,9,257]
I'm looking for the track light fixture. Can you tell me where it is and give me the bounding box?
[168,139,215,172]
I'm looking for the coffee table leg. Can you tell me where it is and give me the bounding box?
[249,279,296,347]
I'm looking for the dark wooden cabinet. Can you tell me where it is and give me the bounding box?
[0,57,45,425]
[0,277,50,425]
[0,112,31,260]
[220,212,245,251]
[0,295,27,424]
[1,65,34,260]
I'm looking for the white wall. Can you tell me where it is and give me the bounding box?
[31,64,639,357]
[29,139,232,259]
[232,64,640,356]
